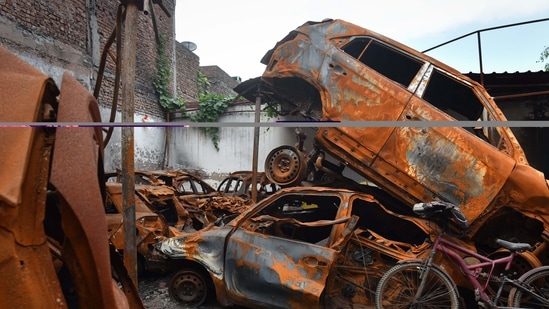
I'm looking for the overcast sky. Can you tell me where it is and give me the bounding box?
[174,0,549,81]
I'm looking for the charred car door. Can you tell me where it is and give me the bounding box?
[223,192,347,309]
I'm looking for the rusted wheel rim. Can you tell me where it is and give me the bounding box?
[264,145,306,186]
[169,270,207,307]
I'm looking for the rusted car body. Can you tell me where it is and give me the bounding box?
[217,170,280,201]
[107,170,251,231]
[125,169,218,198]
[236,19,549,264]
[105,182,185,273]
[0,46,143,308]
[156,186,478,308]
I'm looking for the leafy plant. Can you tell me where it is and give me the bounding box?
[154,35,186,112]
[191,74,234,150]
[263,102,280,120]
[539,46,549,72]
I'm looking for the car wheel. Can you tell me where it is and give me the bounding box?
[168,269,210,308]
[264,145,306,186]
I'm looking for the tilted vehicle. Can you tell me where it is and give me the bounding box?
[236,18,549,267]
[155,186,474,308]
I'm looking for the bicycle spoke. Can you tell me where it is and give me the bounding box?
[376,263,458,308]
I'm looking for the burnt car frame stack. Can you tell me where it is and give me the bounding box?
[2,14,549,309]
[155,19,549,308]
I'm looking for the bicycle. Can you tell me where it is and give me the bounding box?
[375,200,549,308]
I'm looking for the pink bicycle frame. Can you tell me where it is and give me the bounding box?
[430,234,516,303]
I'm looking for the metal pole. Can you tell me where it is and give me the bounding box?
[477,32,485,86]
[121,2,138,286]
[251,92,261,203]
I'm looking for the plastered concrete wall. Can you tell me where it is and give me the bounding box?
[99,108,167,172]
[167,104,297,182]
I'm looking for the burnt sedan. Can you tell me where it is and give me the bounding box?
[155,186,462,308]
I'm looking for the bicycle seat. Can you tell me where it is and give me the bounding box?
[413,201,470,230]
[496,238,532,252]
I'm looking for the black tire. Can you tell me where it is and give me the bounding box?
[168,269,211,308]
[508,265,549,308]
[375,262,459,309]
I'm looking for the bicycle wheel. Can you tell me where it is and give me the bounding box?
[375,262,459,309]
[509,265,549,308]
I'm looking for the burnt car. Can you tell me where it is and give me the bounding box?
[107,170,253,235]
[236,19,549,265]
[217,170,280,201]
[107,169,218,198]
[104,182,184,273]
[155,186,476,308]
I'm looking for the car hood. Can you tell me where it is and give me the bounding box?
[157,225,233,277]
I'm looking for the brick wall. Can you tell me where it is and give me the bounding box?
[1,0,245,172]
[1,0,241,119]
[175,42,199,102]
[200,65,239,97]
[0,0,88,51]
[94,0,173,118]
[0,0,176,119]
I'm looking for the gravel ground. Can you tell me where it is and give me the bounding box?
[138,272,224,309]
[138,272,182,309]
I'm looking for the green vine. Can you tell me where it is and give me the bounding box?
[191,72,234,150]
[263,103,280,120]
[154,34,185,112]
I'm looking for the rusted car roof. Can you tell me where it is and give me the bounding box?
[106,170,251,231]
[106,169,217,196]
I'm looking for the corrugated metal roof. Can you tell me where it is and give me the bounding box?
[465,71,549,98]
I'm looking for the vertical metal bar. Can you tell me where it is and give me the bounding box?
[121,2,138,286]
[476,32,485,86]
[251,93,262,203]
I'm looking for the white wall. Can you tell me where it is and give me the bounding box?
[100,109,167,172]
[167,104,297,181]
[101,104,298,181]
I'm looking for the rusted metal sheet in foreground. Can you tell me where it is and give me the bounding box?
[0,46,143,308]
[0,45,64,309]
[51,73,142,307]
